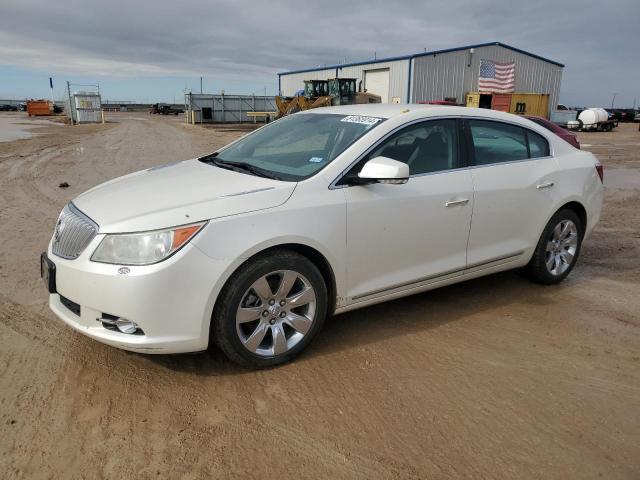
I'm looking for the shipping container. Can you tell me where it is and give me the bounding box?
[465,92,550,118]
[509,93,550,118]
[491,94,512,112]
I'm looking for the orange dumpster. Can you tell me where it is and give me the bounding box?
[27,100,53,116]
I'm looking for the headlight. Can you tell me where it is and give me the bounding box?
[91,222,206,265]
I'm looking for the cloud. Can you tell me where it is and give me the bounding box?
[1,0,638,104]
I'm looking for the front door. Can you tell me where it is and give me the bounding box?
[343,119,474,301]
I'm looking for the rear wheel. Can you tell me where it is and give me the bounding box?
[525,209,583,284]
[212,250,328,368]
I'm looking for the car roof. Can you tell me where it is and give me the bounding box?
[303,103,434,118]
[303,103,540,125]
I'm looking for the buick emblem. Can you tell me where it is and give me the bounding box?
[118,267,130,275]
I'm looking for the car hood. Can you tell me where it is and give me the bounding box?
[73,159,296,233]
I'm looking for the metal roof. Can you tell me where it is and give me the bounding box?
[277,41,564,76]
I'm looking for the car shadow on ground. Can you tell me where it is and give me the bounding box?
[147,269,558,376]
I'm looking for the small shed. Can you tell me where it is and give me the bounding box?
[68,91,102,124]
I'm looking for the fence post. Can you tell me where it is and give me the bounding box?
[252,94,256,124]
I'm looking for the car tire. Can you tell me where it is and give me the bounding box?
[525,208,583,285]
[211,249,328,368]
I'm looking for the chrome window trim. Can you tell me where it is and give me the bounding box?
[329,114,556,189]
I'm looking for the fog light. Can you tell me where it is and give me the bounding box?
[98,315,142,335]
[115,319,139,334]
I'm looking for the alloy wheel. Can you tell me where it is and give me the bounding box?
[545,219,578,276]
[236,270,317,357]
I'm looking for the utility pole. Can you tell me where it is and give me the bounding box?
[200,77,203,94]
[611,93,617,109]
[66,80,74,125]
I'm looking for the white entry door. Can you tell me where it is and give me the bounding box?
[365,69,390,103]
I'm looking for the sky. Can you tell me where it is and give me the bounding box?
[0,0,638,107]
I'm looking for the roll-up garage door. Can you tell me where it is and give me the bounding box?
[364,69,390,103]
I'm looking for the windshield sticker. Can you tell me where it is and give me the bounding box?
[309,157,324,163]
[340,115,382,126]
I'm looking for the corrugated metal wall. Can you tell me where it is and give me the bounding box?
[410,50,469,104]
[279,60,409,102]
[185,94,276,123]
[411,45,563,108]
[279,69,335,96]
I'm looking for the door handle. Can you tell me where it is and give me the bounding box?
[445,198,469,207]
[536,181,555,190]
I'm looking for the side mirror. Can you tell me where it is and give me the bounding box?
[357,156,409,185]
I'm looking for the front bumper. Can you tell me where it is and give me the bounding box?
[46,237,228,354]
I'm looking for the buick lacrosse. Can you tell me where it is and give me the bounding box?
[42,105,603,367]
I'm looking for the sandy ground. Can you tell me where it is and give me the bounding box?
[0,112,638,479]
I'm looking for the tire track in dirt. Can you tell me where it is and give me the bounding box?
[0,296,407,479]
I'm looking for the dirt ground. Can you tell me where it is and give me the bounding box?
[0,112,638,479]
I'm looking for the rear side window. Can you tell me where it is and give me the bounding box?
[469,120,550,165]
[469,120,528,165]
[527,130,550,158]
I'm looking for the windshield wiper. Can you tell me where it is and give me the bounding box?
[207,158,280,180]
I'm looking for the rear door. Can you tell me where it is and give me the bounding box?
[464,119,558,267]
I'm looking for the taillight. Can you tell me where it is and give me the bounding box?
[595,164,604,183]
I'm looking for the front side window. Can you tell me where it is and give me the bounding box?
[205,113,384,181]
[469,120,529,165]
[365,119,459,175]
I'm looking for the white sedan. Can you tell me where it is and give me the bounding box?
[42,105,603,368]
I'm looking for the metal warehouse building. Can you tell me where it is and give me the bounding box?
[278,42,564,116]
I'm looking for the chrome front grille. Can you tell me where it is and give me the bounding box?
[51,203,98,260]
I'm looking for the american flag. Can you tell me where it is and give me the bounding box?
[478,59,515,93]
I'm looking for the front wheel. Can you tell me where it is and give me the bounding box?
[212,250,328,368]
[525,209,583,284]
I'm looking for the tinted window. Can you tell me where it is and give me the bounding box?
[366,119,459,175]
[212,113,384,181]
[469,120,528,165]
[527,130,550,158]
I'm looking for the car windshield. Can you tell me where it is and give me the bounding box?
[203,113,384,181]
